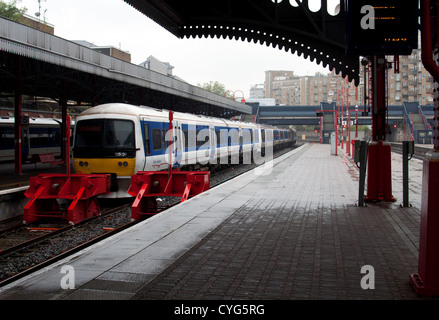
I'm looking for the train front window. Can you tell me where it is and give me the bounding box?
[105,120,134,148]
[74,119,135,158]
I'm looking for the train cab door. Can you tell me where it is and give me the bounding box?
[141,119,149,171]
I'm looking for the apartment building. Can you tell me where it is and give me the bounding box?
[264,70,360,106]
[385,53,434,105]
[263,48,434,106]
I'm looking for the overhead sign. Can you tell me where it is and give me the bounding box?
[345,0,418,55]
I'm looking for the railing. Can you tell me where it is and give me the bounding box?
[418,105,432,129]
[402,103,414,138]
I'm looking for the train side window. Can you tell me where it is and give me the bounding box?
[215,128,221,147]
[243,128,251,144]
[261,130,265,142]
[143,123,150,155]
[186,126,196,151]
[183,129,188,151]
[198,126,210,149]
[229,128,239,146]
[0,127,14,149]
[52,129,61,147]
[29,128,45,147]
[152,128,162,151]
[221,129,228,147]
[253,129,259,143]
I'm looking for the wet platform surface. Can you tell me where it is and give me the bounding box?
[0,143,433,300]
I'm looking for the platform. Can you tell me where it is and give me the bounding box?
[0,161,69,191]
[0,162,72,221]
[0,143,433,300]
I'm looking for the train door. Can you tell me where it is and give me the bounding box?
[146,121,165,170]
[173,120,184,167]
[261,129,266,156]
[209,125,216,162]
[239,127,243,155]
[141,119,150,170]
[21,126,29,162]
[162,121,170,165]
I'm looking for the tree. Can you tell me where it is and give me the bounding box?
[197,81,232,97]
[0,0,27,22]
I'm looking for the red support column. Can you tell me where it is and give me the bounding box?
[365,56,395,202]
[61,97,68,168]
[411,151,439,296]
[14,56,22,175]
[347,110,351,156]
[410,0,439,296]
[334,110,338,156]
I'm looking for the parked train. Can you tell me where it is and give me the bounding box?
[0,116,71,162]
[72,103,296,198]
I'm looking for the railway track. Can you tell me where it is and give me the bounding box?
[0,144,299,287]
[390,142,432,160]
[0,203,135,286]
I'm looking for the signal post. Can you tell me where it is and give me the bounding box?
[346,1,418,202]
[364,56,395,202]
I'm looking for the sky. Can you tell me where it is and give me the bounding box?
[17,0,339,99]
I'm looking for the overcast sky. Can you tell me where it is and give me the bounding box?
[18,0,338,98]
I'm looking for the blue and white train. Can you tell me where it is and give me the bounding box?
[0,117,67,162]
[72,103,295,198]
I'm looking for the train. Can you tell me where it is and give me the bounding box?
[72,103,296,198]
[0,116,71,162]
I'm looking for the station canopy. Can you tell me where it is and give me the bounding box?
[123,0,361,85]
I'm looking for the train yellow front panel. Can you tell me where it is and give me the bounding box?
[73,158,136,176]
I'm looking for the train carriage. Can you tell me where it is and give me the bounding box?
[72,103,295,198]
[0,117,69,163]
